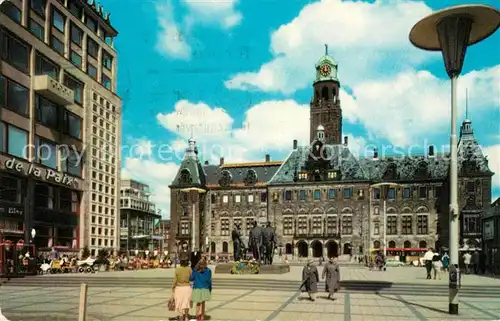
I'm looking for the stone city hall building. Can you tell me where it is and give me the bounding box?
[0,0,122,257]
[168,50,494,259]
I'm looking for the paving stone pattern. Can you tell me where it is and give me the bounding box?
[0,266,499,320]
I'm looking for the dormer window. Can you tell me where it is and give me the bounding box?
[328,171,337,179]
[298,172,308,180]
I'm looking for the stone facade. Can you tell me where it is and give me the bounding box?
[168,53,494,259]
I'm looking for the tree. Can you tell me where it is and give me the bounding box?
[81,246,90,259]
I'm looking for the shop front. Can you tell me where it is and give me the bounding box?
[0,154,84,259]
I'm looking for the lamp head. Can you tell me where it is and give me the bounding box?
[409,5,500,78]
[30,228,36,239]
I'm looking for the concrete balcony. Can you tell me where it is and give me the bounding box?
[33,75,74,106]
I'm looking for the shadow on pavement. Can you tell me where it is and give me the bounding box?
[341,280,393,291]
[376,292,448,314]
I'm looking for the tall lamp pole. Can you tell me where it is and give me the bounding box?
[370,183,403,258]
[180,187,206,251]
[409,5,500,315]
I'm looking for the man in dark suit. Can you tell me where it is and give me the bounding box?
[190,249,201,270]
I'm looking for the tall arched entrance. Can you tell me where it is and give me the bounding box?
[285,243,292,255]
[222,241,229,252]
[311,240,323,258]
[297,241,308,257]
[403,240,411,248]
[419,240,427,249]
[210,242,216,253]
[326,240,339,258]
[343,243,352,255]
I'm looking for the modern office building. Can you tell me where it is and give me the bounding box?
[119,179,161,253]
[168,50,494,259]
[0,0,122,256]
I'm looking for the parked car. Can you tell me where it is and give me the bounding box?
[385,258,405,267]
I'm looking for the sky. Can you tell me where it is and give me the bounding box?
[101,0,500,218]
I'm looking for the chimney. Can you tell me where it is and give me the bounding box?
[428,145,435,157]
[344,136,348,146]
[204,160,209,165]
[265,154,270,162]
[293,139,298,149]
[373,148,378,159]
[219,157,224,166]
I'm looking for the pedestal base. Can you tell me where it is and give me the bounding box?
[449,303,458,315]
[215,262,290,274]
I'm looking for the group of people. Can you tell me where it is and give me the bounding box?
[171,252,213,321]
[301,258,341,301]
[423,248,450,280]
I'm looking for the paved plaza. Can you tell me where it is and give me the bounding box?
[0,266,499,320]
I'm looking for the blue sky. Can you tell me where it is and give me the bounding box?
[105,0,500,217]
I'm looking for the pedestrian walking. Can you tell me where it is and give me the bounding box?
[300,259,319,301]
[322,257,340,300]
[432,252,442,280]
[171,253,192,321]
[190,258,212,321]
[463,252,472,274]
[441,252,449,272]
[423,248,434,280]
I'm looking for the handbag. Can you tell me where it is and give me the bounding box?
[168,297,175,311]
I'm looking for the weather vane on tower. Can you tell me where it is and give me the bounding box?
[325,44,328,55]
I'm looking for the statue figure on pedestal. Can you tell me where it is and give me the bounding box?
[262,222,277,265]
[249,221,263,262]
[231,224,244,261]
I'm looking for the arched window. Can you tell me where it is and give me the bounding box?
[321,87,329,100]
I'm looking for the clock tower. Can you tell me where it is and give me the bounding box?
[310,45,342,145]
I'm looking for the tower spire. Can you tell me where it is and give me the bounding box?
[325,44,328,56]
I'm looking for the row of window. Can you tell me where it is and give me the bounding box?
[373,186,441,200]
[90,190,116,207]
[90,238,114,248]
[373,215,429,235]
[2,4,113,91]
[34,183,78,212]
[91,215,115,226]
[91,226,114,236]
[90,203,115,216]
[0,74,82,141]
[0,122,82,176]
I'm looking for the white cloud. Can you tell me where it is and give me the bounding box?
[183,0,242,29]
[484,145,500,188]
[156,0,191,60]
[225,0,434,94]
[342,66,500,146]
[155,98,366,163]
[121,158,180,218]
[156,0,241,59]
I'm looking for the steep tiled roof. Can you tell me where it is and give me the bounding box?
[269,145,367,184]
[203,163,281,188]
[268,120,493,185]
[457,120,492,174]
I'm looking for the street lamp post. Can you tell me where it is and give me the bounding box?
[409,5,500,315]
[180,187,206,252]
[369,183,403,258]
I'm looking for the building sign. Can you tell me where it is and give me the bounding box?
[3,157,76,187]
[0,204,24,219]
[483,219,494,240]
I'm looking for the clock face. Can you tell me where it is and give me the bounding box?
[320,64,331,77]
